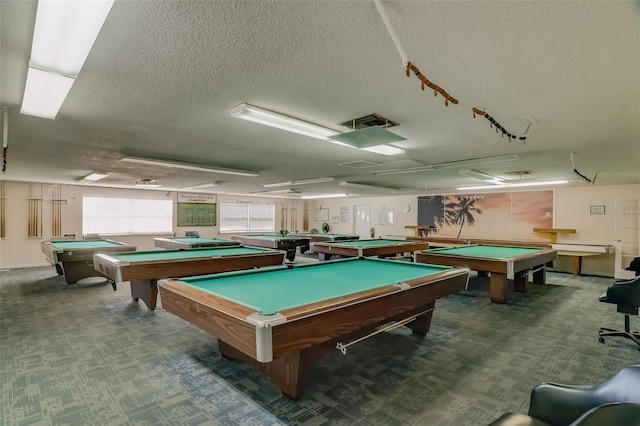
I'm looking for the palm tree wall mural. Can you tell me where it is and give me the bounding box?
[445,195,483,238]
[417,196,449,235]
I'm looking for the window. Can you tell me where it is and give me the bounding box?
[83,196,173,235]
[219,202,275,233]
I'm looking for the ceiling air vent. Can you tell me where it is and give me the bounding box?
[340,113,399,130]
[339,160,381,169]
[502,171,533,181]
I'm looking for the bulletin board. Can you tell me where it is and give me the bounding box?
[177,193,217,226]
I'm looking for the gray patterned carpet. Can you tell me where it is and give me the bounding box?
[1,262,639,426]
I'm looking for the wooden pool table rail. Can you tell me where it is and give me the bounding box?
[158,266,469,398]
[311,239,429,261]
[93,249,285,310]
[415,246,557,304]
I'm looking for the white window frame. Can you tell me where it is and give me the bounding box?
[219,202,275,233]
[83,196,173,236]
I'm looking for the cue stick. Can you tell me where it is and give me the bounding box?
[335,307,435,355]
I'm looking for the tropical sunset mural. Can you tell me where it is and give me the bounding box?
[417,191,553,241]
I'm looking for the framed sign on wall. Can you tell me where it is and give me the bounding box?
[177,193,217,226]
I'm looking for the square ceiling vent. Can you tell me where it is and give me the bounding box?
[330,114,405,149]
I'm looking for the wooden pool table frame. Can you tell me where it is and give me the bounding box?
[153,237,240,250]
[93,248,285,310]
[40,239,136,284]
[158,260,469,399]
[311,239,429,261]
[415,245,557,304]
[295,233,359,254]
[230,234,310,261]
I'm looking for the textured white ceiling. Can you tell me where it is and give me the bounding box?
[1,0,639,197]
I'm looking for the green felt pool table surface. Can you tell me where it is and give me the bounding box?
[324,238,413,247]
[233,233,308,241]
[158,257,470,398]
[40,239,137,285]
[173,258,453,315]
[104,246,271,263]
[92,245,286,311]
[311,238,430,261]
[415,244,557,304]
[153,236,239,249]
[425,244,544,258]
[47,240,127,249]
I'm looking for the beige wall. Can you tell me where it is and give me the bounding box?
[309,184,640,277]
[1,181,637,277]
[0,181,303,269]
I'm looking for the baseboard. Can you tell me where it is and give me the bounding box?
[0,263,51,270]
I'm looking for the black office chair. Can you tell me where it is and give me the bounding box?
[488,365,640,426]
[598,276,640,350]
[627,257,640,276]
[185,231,200,237]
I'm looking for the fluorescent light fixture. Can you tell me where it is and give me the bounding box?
[457,184,507,191]
[83,172,108,181]
[76,172,108,184]
[372,165,434,176]
[21,0,115,119]
[458,169,504,182]
[30,0,115,76]
[300,193,348,199]
[433,154,518,169]
[121,155,260,177]
[507,179,568,188]
[250,189,298,195]
[134,179,161,188]
[21,68,75,119]
[339,181,400,191]
[231,103,339,140]
[362,145,405,156]
[457,179,568,191]
[264,177,334,188]
[192,182,220,189]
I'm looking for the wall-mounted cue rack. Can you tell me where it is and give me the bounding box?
[0,180,6,238]
[27,184,43,238]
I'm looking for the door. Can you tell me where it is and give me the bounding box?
[353,205,371,239]
[614,197,640,279]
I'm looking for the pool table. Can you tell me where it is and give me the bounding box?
[230,234,310,261]
[295,232,359,253]
[311,238,429,261]
[415,244,557,304]
[93,246,285,310]
[153,236,240,250]
[158,257,469,399]
[40,239,137,284]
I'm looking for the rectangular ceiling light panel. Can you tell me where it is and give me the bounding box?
[22,0,115,119]
[31,0,115,76]
[231,103,339,140]
[21,68,75,119]
[121,156,260,177]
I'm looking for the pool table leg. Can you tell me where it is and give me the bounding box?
[405,305,435,335]
[285,250,296,262]
[513,271,530,293]
[318,253,330,261]
[489,273,509,304]
[217,340,308,400]
[130,279,159,310]
[532,266,547,284]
